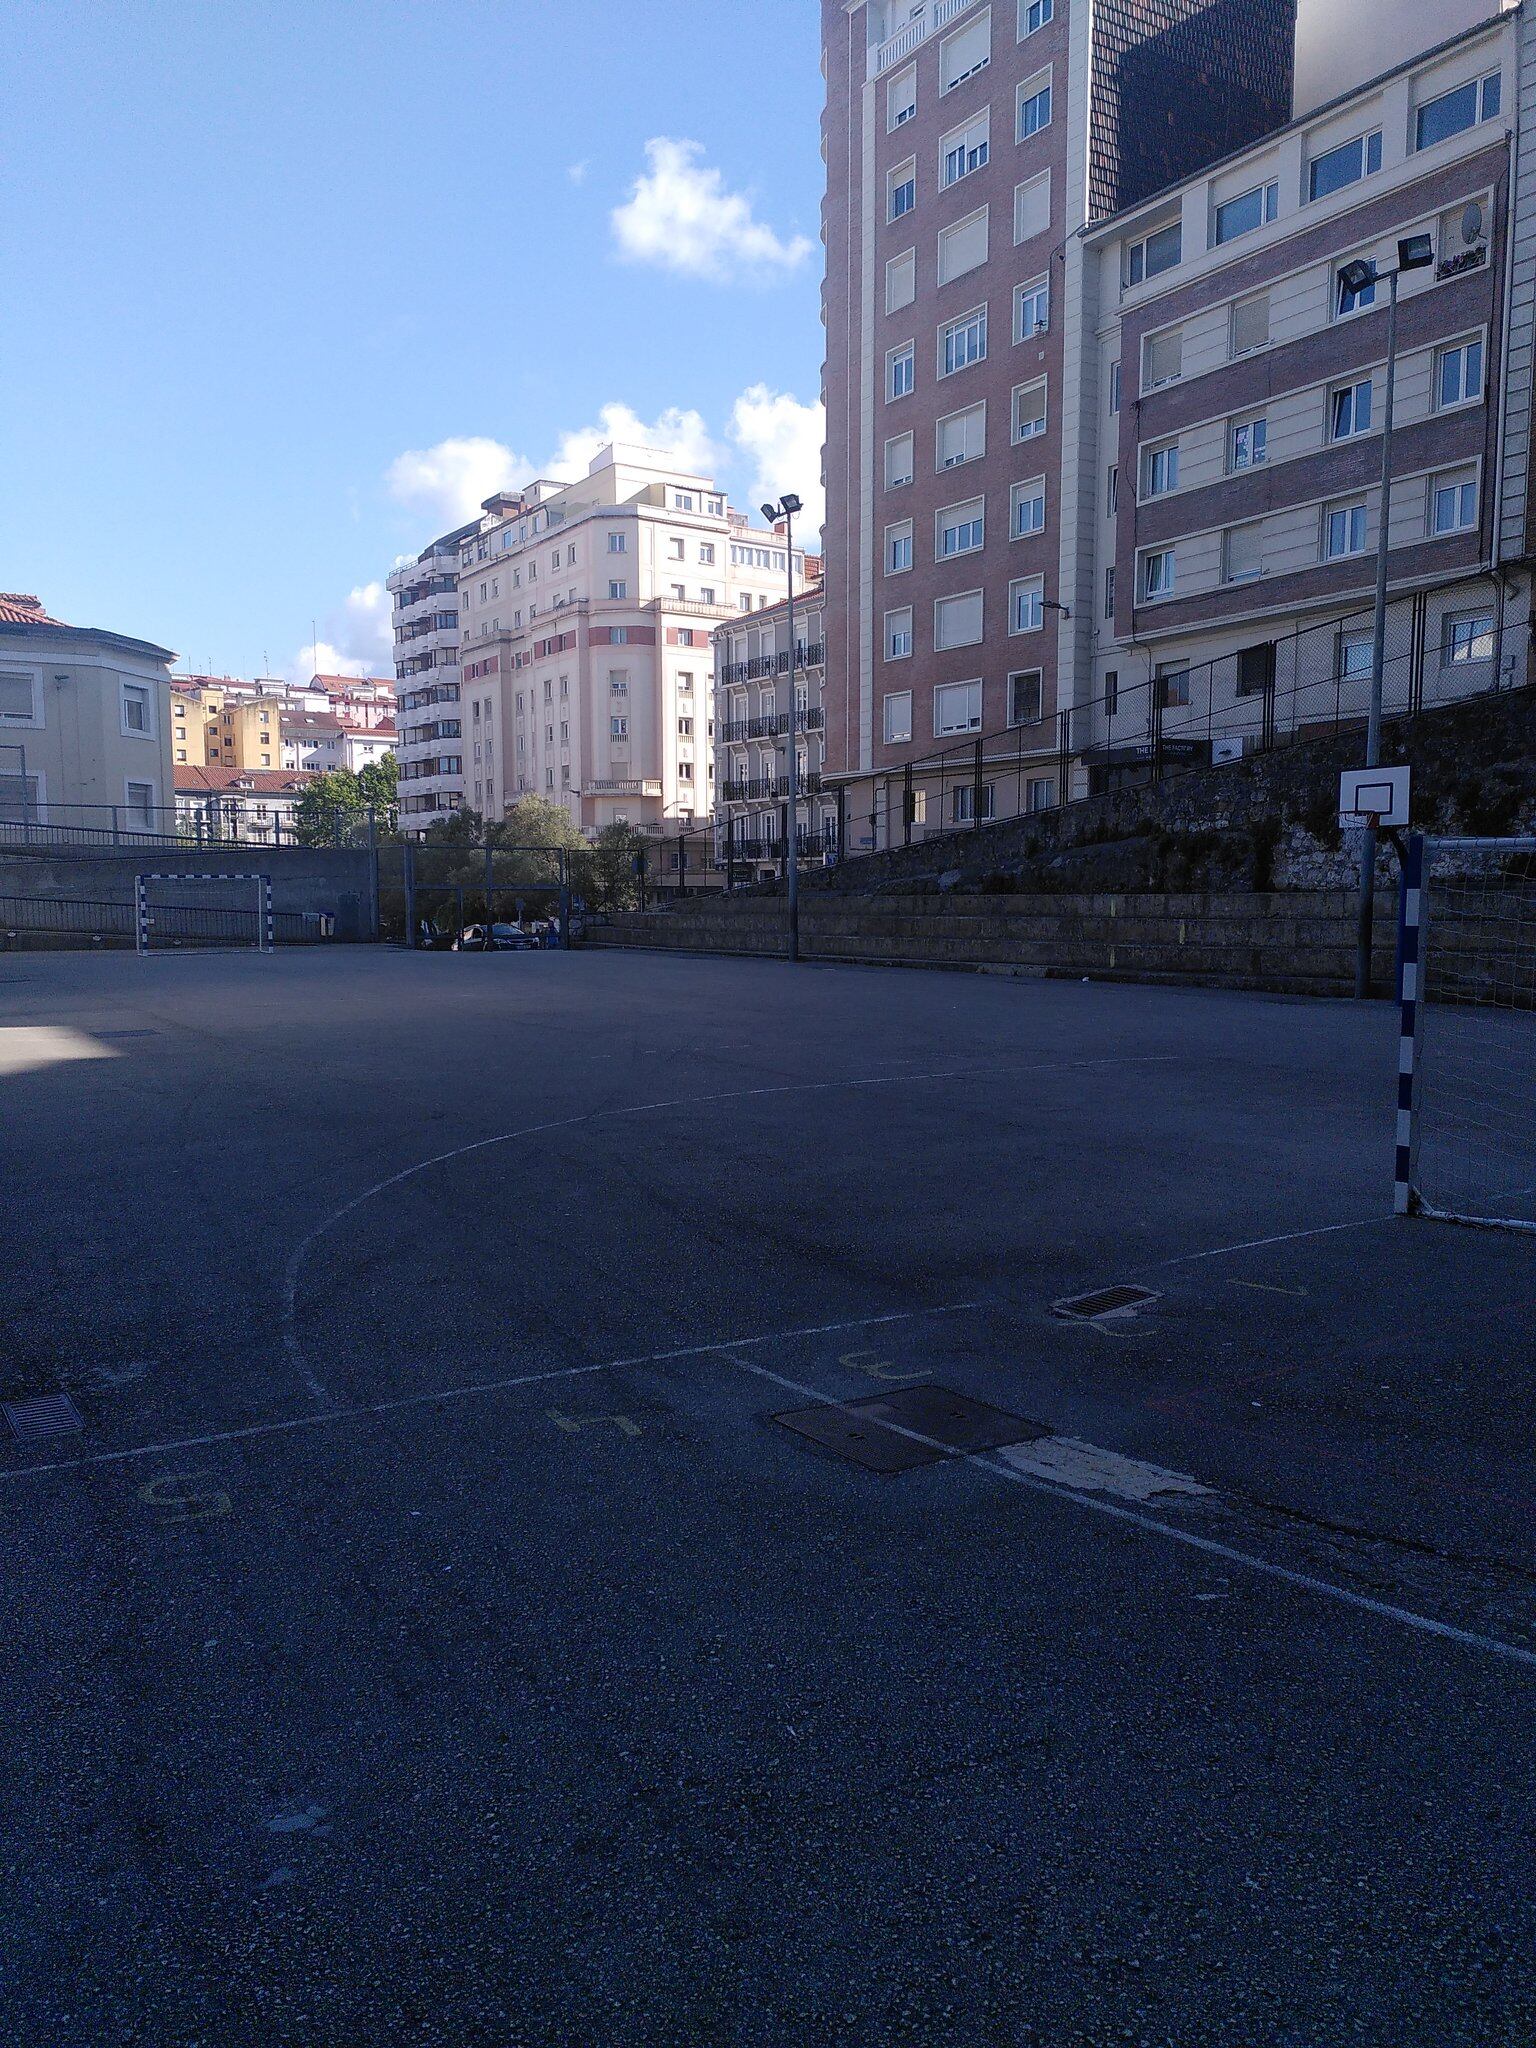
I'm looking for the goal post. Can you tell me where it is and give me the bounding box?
[1396,832,1536,1231]
[135,872,274,954]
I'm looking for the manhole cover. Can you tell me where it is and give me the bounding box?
[4,1392,84,1443]
[1052,1284,1160,1322]
[771,1385,1048,1474]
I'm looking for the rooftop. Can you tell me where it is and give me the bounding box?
[174,766,317,795]
[0,593,65,627]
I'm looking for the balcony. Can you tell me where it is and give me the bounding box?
[871,0,981,76]
[587,777,663,797]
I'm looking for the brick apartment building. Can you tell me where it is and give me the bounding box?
[818,0,1533,845]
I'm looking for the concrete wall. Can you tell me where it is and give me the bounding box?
[583,888,1398,997]
[0,846,378,938]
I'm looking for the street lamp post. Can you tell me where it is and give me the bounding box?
[761,492,803,961]
[1340,236,1434,998]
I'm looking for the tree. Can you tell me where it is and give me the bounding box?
[580,822,647,911]
[358,753,398,834]
[292,767,364,846]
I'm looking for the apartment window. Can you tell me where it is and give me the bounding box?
[1231,413,1268,469]
[1143,326,1182,389]
[611,626,629,644]
[1141,548,1176,599]
[886,520,914,574]
[940,306,987,376]
[939,10,990,93]
[938,497,985,557]
[1431,470,1478,535]
[1336,259,1377,316]
[936,401,986,469]
[677,629,697,647]
[1015,275,1049,339]
[1338,632,1373,683]
[1008,669,1043,726]
[120,683,151,735]
[1126,219,1181,285]
[1014,171,1051,243]
[1155,666,1190,708]
[1214,180,1278,244]
[1106,466,1118,515]
[1104,566,1116,618]
[125,780,156,825]
[1235,643,1276,698]
[1011,476,1046,537]
[934,590,984,651]
[1415,71,1501,152]
[1330,378,1374,440]
[886,248,916,313]
[1443,611,1496,665]
[671,582,687,600]
[1020,0,1053,33]
[885,607,914,660]
[699,543,715,564]
[1437,338,1484,409]
[1104,669,1119,715]
[888,158,917,221]
[1026,777,1056,813]
[1324,499,1369,558]
[952,783,996,823]
[934,678,983,734]
[888,62,917,130]
[1223,522,1264,584]
[677,717,694,738]
[884,690,914,743]
[888,341,916,400]
[1308,129,1382,201]
[668,537,685,560]
[1013,377,1047,442]
[1230,293,1270,357]
[677,672,694,693]
[1016,70,1052,141]
[609,580,627,599]
[941,110,989,187]
[886,430,915,488]
[1140,439,1179,498]
[1010,575,1044,632]
[939,208,989,288]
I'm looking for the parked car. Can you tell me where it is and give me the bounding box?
[451,922,538,952]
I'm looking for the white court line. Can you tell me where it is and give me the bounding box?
[280,1051,1179,1399]
[0,1304,981,1486]
[724,1352,1536,1677]
[1160,1216,1389,1268]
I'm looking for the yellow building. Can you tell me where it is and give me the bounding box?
[169,680,284,772]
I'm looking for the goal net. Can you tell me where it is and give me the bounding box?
[136,872,274,953]
[1398,834,1536,1230]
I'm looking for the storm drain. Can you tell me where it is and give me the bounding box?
[4,1392,84,1443]
[771,1384,1048,1475]
[1052,1284,1160,1322]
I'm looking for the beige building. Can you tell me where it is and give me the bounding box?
[0,593,175,831]
[712,589,832,872]
[171,674,395,776]
[454,443,813,835]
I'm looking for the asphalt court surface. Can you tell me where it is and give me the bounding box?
[2,946,1534,2044]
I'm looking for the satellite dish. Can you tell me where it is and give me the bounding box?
[1463,201,1484,245]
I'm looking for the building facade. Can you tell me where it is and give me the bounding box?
[453,443,811,836]
[1070,9,1532,782]
[820,0,1532,847]
[0,593,175,829]
[388,526,472,832]
[712,588,830,872]
[819,0,1297,823]
[172,765,318,843]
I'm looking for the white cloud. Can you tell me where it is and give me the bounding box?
[728,385,825,538]
[549,402,719,481]
[286,581,394,684]
[567,159,590,186]
[611,138,813,284]
[386,435,533,524]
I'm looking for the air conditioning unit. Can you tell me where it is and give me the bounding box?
[1212,736,1248,765]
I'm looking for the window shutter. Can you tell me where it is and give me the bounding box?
[938,209,988,284]
[1014,172,1051,243]
[937,404,985,467]
[1224,523,1263,582]
[940,12,990,91]
[1231,294,1269,355]
[935,591,983,648]
[1144,327,1183,388]
[886,250,915,312]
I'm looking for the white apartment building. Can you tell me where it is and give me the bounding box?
[282,713,398,775]
[454,443,810,835]
[712,589,832,872]
[388,525,473,832]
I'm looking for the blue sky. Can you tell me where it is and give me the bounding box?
[1,0,825,680]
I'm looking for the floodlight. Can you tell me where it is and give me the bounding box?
[1397,232,1434,272]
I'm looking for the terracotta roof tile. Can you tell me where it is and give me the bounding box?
[0,593,66,626]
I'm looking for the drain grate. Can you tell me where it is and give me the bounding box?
[771,1384,1048,1475]
[4,1392,85,1443]
[1052,1284,1161,1322]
